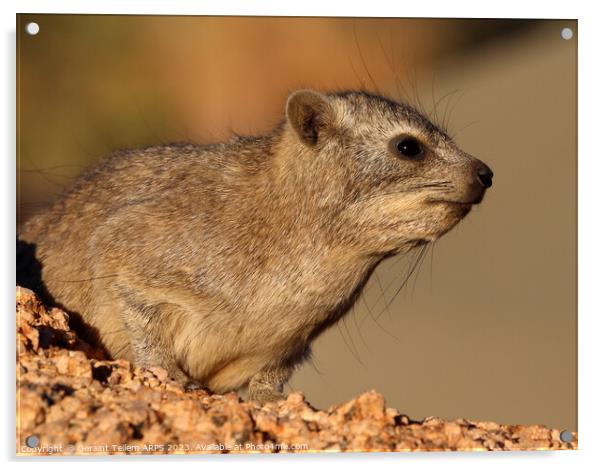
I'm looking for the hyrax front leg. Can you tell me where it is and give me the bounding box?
[248,366,292,405]
[117,298,193,387]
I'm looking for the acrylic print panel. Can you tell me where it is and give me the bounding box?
[16,15,577,455]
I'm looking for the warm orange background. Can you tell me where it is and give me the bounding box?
[17,16,577,431]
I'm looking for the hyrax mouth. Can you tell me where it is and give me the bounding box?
[427,198,474,208]
[427,188,486,206]
[425,199,474,220]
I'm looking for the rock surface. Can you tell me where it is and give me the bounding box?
[16,286,577,455]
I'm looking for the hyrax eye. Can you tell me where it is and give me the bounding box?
[395,137,423,158]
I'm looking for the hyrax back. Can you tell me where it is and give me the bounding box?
[19,90,492,403]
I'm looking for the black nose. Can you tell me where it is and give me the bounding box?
[476,164,493,188]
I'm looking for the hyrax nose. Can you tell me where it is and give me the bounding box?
[475,162,494,188]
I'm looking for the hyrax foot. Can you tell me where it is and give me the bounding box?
[165,368,205,392]
[183,379,205,392]
[248,366,291,405]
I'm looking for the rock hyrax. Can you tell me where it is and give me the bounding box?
[18,89,493,404]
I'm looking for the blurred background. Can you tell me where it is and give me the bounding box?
[17,15,577,431]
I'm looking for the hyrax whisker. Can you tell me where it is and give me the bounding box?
[337,320,366,367]
[352,22,381,95]
[381,248,420,298]
[376,244,430,320]
[350,301,371,351]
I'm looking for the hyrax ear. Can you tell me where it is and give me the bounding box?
[286,90,333,147]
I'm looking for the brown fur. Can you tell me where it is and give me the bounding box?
[18,90,492,403]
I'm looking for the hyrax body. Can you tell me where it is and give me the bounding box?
[19,90,492,403]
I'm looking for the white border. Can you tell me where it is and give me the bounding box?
[3,1,600,468]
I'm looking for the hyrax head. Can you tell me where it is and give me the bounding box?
[285,89,493,254]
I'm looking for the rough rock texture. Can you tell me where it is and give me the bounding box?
[16,286,577,455]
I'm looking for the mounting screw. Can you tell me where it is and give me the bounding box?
[560,27,573,40]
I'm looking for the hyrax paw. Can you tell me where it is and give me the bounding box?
[183,379,205,392]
